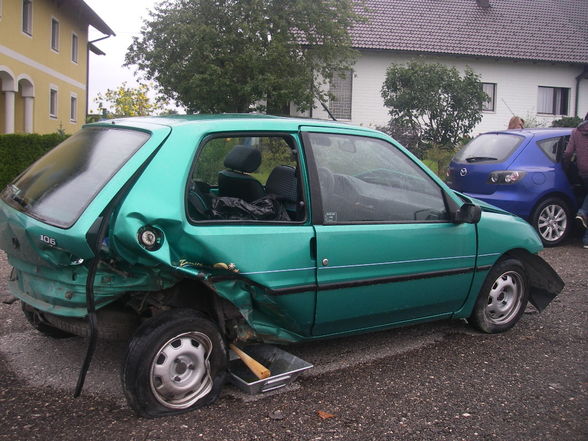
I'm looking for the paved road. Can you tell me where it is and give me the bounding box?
[0,242,586,441]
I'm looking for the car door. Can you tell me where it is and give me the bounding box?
[301,128,478,337]
[179,132,317,338]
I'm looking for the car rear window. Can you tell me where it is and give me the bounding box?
[2,126,150,228]
[453,133,524,163]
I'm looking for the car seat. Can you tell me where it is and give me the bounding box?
[218,145,265,202]
[266,165,299,218]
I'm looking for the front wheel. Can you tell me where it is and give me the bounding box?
[469,258,529,333]
[122,309,227,418]
[531,197,571,247]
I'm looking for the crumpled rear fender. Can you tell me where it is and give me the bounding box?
[508,249,565,312]
[173,264,307,343]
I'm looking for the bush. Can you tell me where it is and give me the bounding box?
[0,133,68,189]
[551,116,582,128]
[422,145,457,180]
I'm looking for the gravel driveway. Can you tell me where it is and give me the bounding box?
[0,240,586,441]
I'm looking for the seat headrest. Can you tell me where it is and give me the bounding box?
[266,165,297,201]
[224,145,261,173]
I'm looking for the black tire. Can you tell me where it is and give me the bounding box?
[21,303,74,339]
[531,197,571,247]
[122,309,227,418]
[469,258,529,333]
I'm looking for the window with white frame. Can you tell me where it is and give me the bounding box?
[537,86,569,115]
[49,88,58,118]
[482,83,496,112]
[51,18,59,51]
[329,71,353,120]
[70,95,77,122]
[71,33,78,63]
[22,0,32,35]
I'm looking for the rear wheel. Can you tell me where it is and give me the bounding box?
[21,303,74,338]
[469,258,529,333]
[122,309,227,418]
[531,197,571,247]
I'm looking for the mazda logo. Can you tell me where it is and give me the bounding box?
[459,168,468,177]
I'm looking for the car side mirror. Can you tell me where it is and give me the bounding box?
[454,203,481,224]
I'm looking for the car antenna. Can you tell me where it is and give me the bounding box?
[319,100,338,121]
[314,92,337,121]
[501,98,516,117]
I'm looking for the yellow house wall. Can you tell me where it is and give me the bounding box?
[0,0,91,134]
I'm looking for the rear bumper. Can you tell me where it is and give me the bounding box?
[7,255,169,317]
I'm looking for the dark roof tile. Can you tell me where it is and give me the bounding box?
[350,0,588,63]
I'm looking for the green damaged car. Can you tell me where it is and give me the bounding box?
[0,115,563,417]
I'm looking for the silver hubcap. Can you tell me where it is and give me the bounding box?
[485,270,524,325]
[537,204,567,242]
[150,331,213,409]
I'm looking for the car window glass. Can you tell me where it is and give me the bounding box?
[454,134,523,163]
[306,133,448,223]
[536,136,568,162]
[2,127,150,228]
[188,135,303,222]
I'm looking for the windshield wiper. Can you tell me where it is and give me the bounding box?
[465,156,498,163]
[4,184,29,210]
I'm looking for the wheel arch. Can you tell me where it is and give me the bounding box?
[157,277,247,340]
[530,191,575,221]
[505,248,564,311]
[529,192,575,246]
[453,248,563,319]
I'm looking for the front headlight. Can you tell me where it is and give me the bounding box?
[488,170,526,184]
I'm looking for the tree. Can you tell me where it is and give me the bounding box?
[381,59,488,151]
[125,0,363,114]
[94,82,170,118]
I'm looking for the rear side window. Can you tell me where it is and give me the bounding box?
[536,136,569,162]
[2,127,150,228]
[454,134,523,163]
[187,135,305,223]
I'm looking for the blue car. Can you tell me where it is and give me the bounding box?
[447,128,584,246]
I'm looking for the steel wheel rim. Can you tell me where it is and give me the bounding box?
[537,204,567,242]
[484,270,524,325]
[149,331,213,409]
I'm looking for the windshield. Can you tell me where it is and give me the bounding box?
[1,127,150,228]
[454,133,524,163]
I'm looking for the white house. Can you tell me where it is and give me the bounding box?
[295,0,588,135]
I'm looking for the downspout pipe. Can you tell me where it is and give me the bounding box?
[85,35,113,119]
[574,65,588,118]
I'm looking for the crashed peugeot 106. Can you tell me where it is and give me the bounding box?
[0,115,563,417]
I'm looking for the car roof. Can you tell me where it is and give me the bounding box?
[87,114,381,135]
[482,127,573,138]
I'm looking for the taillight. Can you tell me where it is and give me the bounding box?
[488,170,526,184]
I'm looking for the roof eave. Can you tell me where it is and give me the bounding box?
[353,46,588,66]
[60,0,115,36]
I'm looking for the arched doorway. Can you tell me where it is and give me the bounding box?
[17,76,35,133]
[0,67,17,134]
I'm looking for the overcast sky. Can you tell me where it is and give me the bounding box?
[84,0,162,112]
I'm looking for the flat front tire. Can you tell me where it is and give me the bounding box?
[122,309,227,418]
[469,258,529,333]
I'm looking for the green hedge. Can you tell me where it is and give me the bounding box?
[0,133,68,190]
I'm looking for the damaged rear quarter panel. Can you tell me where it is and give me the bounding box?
[0,123,173,317]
